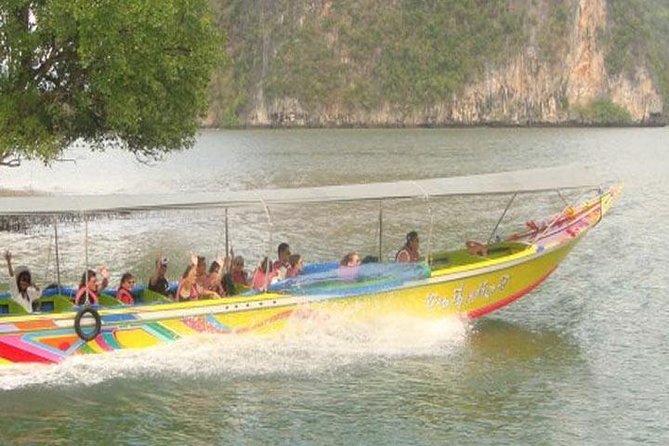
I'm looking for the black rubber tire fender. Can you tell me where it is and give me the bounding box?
[74,307,102,342]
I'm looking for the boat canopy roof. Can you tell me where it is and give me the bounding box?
[0,165,607,216]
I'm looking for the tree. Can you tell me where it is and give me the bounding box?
[0,0,221,167]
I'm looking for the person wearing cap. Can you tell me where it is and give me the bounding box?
[148,256,171,296]
[4,250,40,313]
[395,231,420,263]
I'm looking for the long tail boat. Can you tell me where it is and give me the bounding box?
[0,166,621,365]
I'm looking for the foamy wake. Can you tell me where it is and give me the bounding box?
[0,314,469,391]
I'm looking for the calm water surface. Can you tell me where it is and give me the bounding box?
[0,128,668,445]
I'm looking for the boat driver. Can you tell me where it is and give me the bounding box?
[395,231,420,263]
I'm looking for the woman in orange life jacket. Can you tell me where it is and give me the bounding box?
[74,266,110,305]
[116,273,136,305]
[395,231,420,263]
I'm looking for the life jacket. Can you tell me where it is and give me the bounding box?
[395,246,419,263]
[116,288,134,305]
[75,286,99,305]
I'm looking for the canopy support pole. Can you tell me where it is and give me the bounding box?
[54,218,62,294]
[225,207,229,257]
[487,193,517,245]
[378,201,383,261]
[256,194,273,292]
[411,182,433,265]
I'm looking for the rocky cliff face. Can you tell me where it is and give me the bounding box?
[219,0,664,127]
[445,0,662,124]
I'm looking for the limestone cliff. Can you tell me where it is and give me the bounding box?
[210,0,666,127]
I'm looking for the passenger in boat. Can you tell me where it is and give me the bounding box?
[251,257,277,291]
[222,255,249,295]
[148,256,171,297]
[74,266,110,305]
[176,264,200,301]
[116,273,136,305]
[205,259,225,296]
[195,255,207,292]
[286,254,304,278]
[4,251,40,313]
[395,231,420,263]
[338,251,361,281]
[340,252,361,267]
[230,256,248,285]
[273,242,292,279]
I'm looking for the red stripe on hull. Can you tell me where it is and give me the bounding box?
[467,266,557,319]
[0,340,56,364]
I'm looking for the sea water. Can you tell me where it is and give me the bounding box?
[1,127,668,445]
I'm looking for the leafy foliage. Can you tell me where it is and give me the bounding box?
[0,0,221,166]
[574,99,632,125]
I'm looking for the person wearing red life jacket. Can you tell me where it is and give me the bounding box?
[74,267,109,305]
[116,273,135,305]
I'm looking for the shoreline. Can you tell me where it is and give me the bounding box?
[201,121,667,130]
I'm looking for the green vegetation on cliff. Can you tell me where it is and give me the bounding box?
[211,0,528,124]
[209,0,666,127]
[575,99,632,125]
[605,0,669,119]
